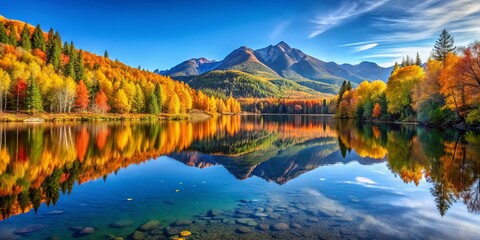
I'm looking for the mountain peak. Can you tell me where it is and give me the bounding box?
[276,41,292,52]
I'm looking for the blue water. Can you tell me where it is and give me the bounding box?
[0,116,479,239]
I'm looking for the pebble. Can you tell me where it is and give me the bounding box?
[253,212,268,218]
[236,226,252,234]
[236,209,254,214]
[291,223,302,229]
[307,217,320,223]
[272,223,289,231]
[236,218,254,225]
[268,213,281,219]
[174,220,193,226]
[180,231,191,237]
[14,224,48,234]
[140,220,160,231]
[246,221,258,227]
[132,231,145,240]
[255,208,264,212]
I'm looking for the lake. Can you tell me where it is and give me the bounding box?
[0,115,479,240]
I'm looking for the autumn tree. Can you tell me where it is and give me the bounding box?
[26,78,43,113]
[386,65,425,119]
[167,93,180,114]
[0,69,11,112]
[372,103,381,118]
[433,29,455,62]
[75,80,90,111]
[132,84,145,113]
[32,24,46,51]
[19,23,31,51]
[113,89,130,113]
[94,89,110,113]
[13,79,28,111]
[439,53,464,120]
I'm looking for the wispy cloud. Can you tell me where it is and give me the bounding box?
[270,21,290,40]
[355,43,378,52]
[339,41,377,47]
[309,0,389,38]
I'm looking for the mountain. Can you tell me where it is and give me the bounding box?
[340,61,393,82]
[157,42,393,97]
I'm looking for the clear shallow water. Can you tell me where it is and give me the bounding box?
[0,115,479,239]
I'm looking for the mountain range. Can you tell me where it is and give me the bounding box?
[156,42,393,98]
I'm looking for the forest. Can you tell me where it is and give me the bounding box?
[334,30,480,128]
[0,16,241,116]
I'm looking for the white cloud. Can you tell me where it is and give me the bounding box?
[356,176,376,184]
[309,0,389,38]
[355,43,378,52]
[339,41,377,47]
[270,21,290,40]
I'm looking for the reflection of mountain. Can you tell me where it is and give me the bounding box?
[171,135,384,184]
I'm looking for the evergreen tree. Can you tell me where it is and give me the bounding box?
[19,23,31,51]
[432,29,455,62]
[26,77,43,113]
[7,24,17,46]
[0,23,8,44]
[337,81,347,107]
[132,84,145,113]
[64,46,76,79]
[415,52,422,66]
[322,98,327,114]
[104,50,109,59]
[405,55,412,66]
[147,94,159,114]
[74,51,85,81]
[154,83,164,112]
[400,57,406,67]
[346,81,352,91]
[32,24,46,51]
[392,62,399,73]
[47,31,62,71]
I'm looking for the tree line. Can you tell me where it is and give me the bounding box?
[334,30,480,128]
[0,17,241,115]
[240,97,335,114]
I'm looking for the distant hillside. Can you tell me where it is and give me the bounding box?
[157,42,393,98]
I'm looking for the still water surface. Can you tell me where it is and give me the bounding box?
[0,115,479,239]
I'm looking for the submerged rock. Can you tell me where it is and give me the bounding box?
[14,224,48,234]
[165,228,180,236]
[258,223,269,231]
[79,227,95,235]
[208,209,224,216]
[109,220,134,228]
[132,231,144,240]
[140,220,160,231]
[174,219,193,226]
[236,226,252,234]
[272,223,289,231]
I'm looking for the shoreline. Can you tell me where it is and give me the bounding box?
[0,110,214,123]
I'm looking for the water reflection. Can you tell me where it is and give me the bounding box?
[0,115,479,222]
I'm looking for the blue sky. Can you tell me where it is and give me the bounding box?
[1,0,479,69]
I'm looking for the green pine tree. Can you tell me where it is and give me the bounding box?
[392,62,399,73]
[133,84,145,113]
[7,24,18,46]
[415,52,422,66]
[32,24,46,51]
[154,83,164,112]
[19,23,31,51]
[432,29,455,62]
[147,94,160,114]
[337,81,347,107]
[26,78,43,114]
[0,23,8,44]
[74,51,85,81]
[104,50,109,59]
[346,81,352,91]
[47,30,62,71]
